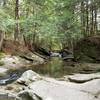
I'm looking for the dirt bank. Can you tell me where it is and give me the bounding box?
[74,36,100,63]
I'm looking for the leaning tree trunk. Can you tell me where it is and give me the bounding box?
[0,31,4,51]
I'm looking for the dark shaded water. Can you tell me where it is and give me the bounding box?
[32,57,75,77]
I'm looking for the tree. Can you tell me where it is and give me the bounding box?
[14,0,20,41]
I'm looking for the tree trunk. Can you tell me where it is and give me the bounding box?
[81,1,86,36]
[86,0,89,36]
[94,3,97,34]
[14,0,20,41]
[90,0,94,35]
[0,31,4,51]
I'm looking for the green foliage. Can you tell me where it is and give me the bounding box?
[0,61,5,66]
[0,0,97,50]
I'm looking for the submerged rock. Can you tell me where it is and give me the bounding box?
[65,73,100,83]
[17,70,42,85]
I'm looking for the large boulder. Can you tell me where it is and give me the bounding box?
[27,80,98,100]
[17,70,42,85]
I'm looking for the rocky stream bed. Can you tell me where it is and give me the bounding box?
[0,54,100,100]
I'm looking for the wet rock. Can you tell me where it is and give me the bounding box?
[17,70,42,85]
[65,73,100,83]
[27,80,98,100]
[0,73,19,85]
[50,52,61,57]
[0,92,20,100]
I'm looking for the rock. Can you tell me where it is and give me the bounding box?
[17,70,42,85]
[0,55,19,65]
[61,79,100,98]
[31,53,44,65]
[65,73,100,83]
[50,52,61,57]
[27,80,98,100]
[1,70,100,100]
[0,73,19,85]
[16,71,100,100]
[0,68,8,76]
[0,55,28,69]
[0,92,20,100]
[77,79,100,96]
[18,90,42,100]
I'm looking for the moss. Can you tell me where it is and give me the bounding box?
[0,61,5,66]
[0,52,5,59]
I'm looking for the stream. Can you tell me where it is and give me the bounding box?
[0,57,99,85]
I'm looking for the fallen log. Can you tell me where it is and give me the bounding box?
[33,52,49,60]
[19,55,33,62]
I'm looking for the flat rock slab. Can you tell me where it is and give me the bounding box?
[66,73,100,83]
[28,80,98,100]
[77,79,100,95]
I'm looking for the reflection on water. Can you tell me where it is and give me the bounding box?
[32,57,76,78]
[32,57,98,78]
[33,57,64,77]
